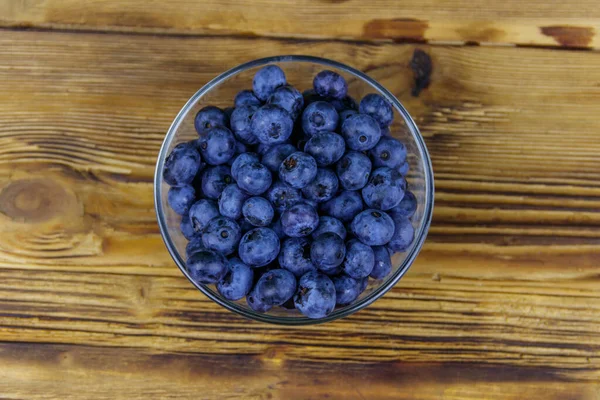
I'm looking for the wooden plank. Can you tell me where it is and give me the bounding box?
[0,0,599,48]
[0,30,600,397]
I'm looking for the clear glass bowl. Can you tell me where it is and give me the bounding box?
[154,55,434,325]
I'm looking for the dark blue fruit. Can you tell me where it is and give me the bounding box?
[230,105,259,145]
[238,227,280,267]
[389,190,417,219]
[269,217,287,239]
[251,104,294,145]
[231,152,260,181]
[370,245,392,280]
[362,167,406,211]
[311,216,346,240]
[238,217,255,233]
[341,114,381,151]
[242,196,274,227]
[359,93,394,129]
[302,89,326,107]
[224,107,235,122]
[201,216,241,256]
[217,258,254,301]
[200,165,234,199]
[294,271,336,319]
[320,190,364,223]
[236,162,272,195]
[261,143,297,172]
[329,95,358,112]
[336,151,372,190]
[301,168,339,203]
[185,235,206,259]
[180,213,195,240]
[279,237,317,277]
[233,140,247,156]
[338,109,358,127]
[265,180,302,213]
[304,131,345,167]
[234,89,262,108]
[268,85,304,120]
[333,275,361,306]
[168,185,195,215]
[218,184,248,220]
[246,291,272,313]
[350,209,395,246]
[310,232,346,271]
[186,250,228,284]
[343,239,375,279]
[301,101,339,136]
[253,269,297,306]
[279,152,318,189]
[358,276,369,293]
[197,126,236,165]
[188,199,219,233]
[195,106,228,135]
[163,142,202,186]
[388,217,415,253]
[398,161,410,176]
[313,70,348,99]
[253,65,286,101]
[281,202,319,237]
[369,136,407,169]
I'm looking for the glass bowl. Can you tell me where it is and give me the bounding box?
[154,55,434,325]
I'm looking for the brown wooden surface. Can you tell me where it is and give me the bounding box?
[1,1,600,399]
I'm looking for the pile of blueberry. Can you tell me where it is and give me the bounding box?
[163,65,417,319]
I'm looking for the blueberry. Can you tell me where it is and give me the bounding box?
[238,227,280,267]
[389,190,417,219]
[180,213,195,240]
[381,127,391,137]
[253,269,297,306]
[268,85,304,120]
[333,275,361,306]
[200,165,234,199]
[231,152,260,181]
[279,237,317,277]
[341,114,381,151]
[310,232,346,271]
[168,185,195,215]
[256,143,273,156]
[253,65,286,101]
[261,143,297,172]
[234,89,262,108]
[336,151,372,191]
[301,168,339,203]
[218,184,248,220]
[197,126,236,165]
[246,291,272,313]
[281,203,319,237]
[343,240,375,279]
[301,101,339,137]
[350,209,395,246]
[251,104,294,145]
[188,199,219,233]
[304,132,345,167]
[370,245,392,279]
[369,136,407,169]
[358,276,369,293]
[185,235,206,259]
[279,152,318,189]
[398,161,410,176]
[236,162,272,195]
[238,217,255,233]
[338,109,358,127]
[202,216,241,256]
[186,250,228,284]
[359,93,394,129]
[230,105,259,145]
[233,140,247,156]
[163,143,202,186]
[302,89,326,106]
[194,106,228,135]
[224,107,235,123]
[329,95,358,112]
[242,196,274,227]
[294,271,336,319]
[388,217,415,253]
[320,191,364,223]
[362,167,406,211]
[269,217,287,239]
[217,258,254,301]
[265,180,302,213]
[311,216,346,240]
[313,70,348,99]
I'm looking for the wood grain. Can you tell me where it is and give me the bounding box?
[1,30,600,399]
[1,0,600,48]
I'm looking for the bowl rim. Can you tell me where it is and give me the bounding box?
[154,55,435,325]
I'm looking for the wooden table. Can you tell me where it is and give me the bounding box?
[1,1,599,399]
